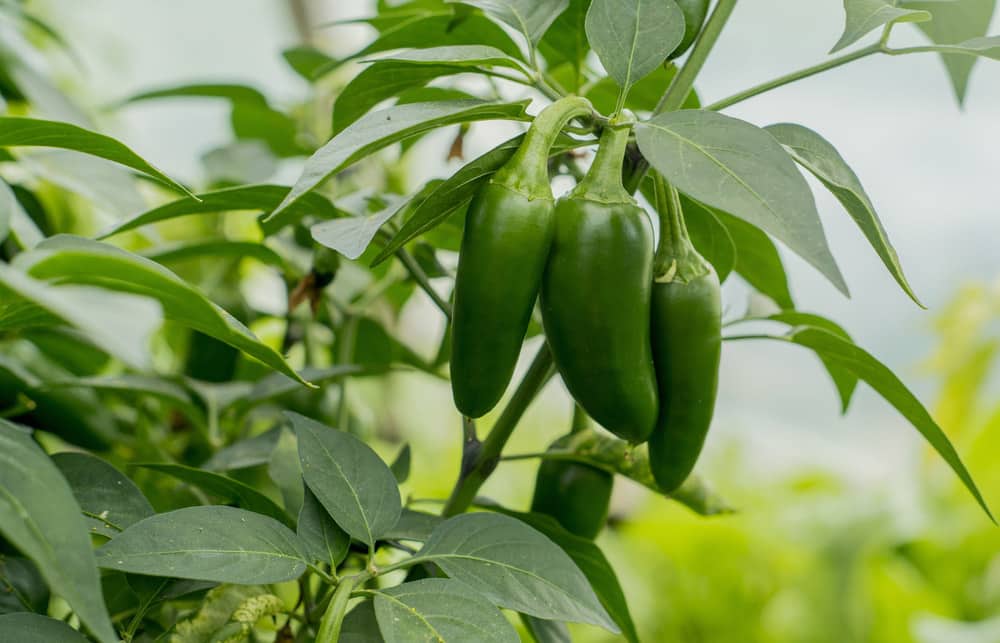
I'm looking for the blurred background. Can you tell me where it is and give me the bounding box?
[13,0,1000,640]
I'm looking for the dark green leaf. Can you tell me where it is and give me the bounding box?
[637,111,849,296]
[539,0,590,91]
[357,13,524,61]
[42,375,205,425]
[297,487,350,566]
[288,412,402,547]
[390,444,412,484]
[415,513,617,631]
[0,419,117,643]
[766,123,921,306]
[0,613,89,642]
[51,452,155,538]
[228,365,373,415]
[98,184,344,239]
[341,601,385,643]
[585,63,699,115]
[383,509,443,542]
[137,463,292,527]
[119,83,268,106]
[0,117,191,196]
[269,100,531,219]
[585,0,684,92]
[96,506,308,584]
[374,578,519,642]
[522,615,572,643]
[0,557,48,615]
[202,427,282,471]
[333,64,462,135]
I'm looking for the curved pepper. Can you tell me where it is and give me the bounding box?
[541,125,658,443]
[530,405,613,539]
[451,96,593,418]
[648,178,722,492]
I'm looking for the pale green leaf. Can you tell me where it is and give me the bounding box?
[585,0,684,92]
[832,0,930,53]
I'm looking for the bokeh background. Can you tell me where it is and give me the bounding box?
[17,1,1000,640]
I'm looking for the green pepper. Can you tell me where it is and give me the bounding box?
[647,178,722,492]
[541,125,658,443]
[451,97,593,418]
[531,405,613,539]
[672,0,711,59]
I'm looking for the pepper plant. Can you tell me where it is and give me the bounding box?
[0,0,998,641]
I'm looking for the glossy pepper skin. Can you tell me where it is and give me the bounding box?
[647,180,722,492]
[541,126,658,443]
[452,97,593,418]
[530,406,613,539]
[672,0,711,59]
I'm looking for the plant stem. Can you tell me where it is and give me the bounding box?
[315,574,361,643]
[395,247,453,320]
[656,0,740,115]
[705,43,881,111]
[441,343,555,516]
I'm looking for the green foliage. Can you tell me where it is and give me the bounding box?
[1,0,999,640]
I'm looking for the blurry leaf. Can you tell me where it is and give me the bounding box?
[586,0,684,93]
[142,239,288,271]
[119,83,269,106]
[636,111,849,297]
[288,412,402,548]
[538,0,590,91]
[832,0,930,53]
[767,123,921,306]
[297,487,350,566]
[390,444,412,483]
[202,426,282,471]
[0,613,89,642]
[268,428,304,518]
[0,419,117,643]
[282,45,338,81]
[449,0,568,44]
[552,428,734,515]
[0,263,162,371]
[374,578,519,642]
[96,506,307,584]
[333,64,462,135]
[0,557,48,615]
[369,44,528,71]
[356,12,524,61]
[488,508,639,643]
[230,101,307,157]
[414,513,617,631]
[51,453,155,539]
[42,374,205,425]
[0,117,192,196]
[14,236,309,386]
[522,615,572,643]
[137,463,292,527]
[311,198,402,260]
[269,100,531,219]
[902,0,995,103]
[3,181,43,249]
[0,178,14,242]
[340,316,435,374]
[373,132,588,265]
[201,140,277,185]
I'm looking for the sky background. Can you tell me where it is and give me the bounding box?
[35,0,1000,508]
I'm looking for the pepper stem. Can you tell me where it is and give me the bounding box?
[571,125,634,204]
[494,96,593,199]
[653,174,711,283]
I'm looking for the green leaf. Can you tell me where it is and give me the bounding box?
[142,239,288,271]
[489,509,639,643]
[0,419,117,643]
[637,110,849,296]
[0,613,89,643]
[355,12,525,61]
[0,557,49,614]
[763,327,993,521]
[14,236,309,386]
[333,64,464,135]
[97,506,307,584]
[0,263,162,370]
[414,513,617,631]
[228,365,373,415]
[902,0,995,103]
[374,578,519,643]
[282,46,338,82]
[230,101,307,158]
[832,0,931,53]
[390,444,412,484]
[914,34,1000,59]
[0,117,192,197]
[383,509,443,542]
[287,412,402,548]
[119,83,269,106]
[522,615,572,643]
[585,0,684,94]
[311,197,403,260]
[268,428,305,519]
[370,44,528,72]
[538,0,591,91]
[297,487,350,566]
[270,99,530,219]
[42,375,205,426]
[98,184,344,239]
[202,427,282,471]
[51,452,155,538]
[0,179,12,243]
[341,601,385,643]
[137,463,292,527]
[585,62,700,115]
[451,0,569,45]
[372,132,588,265]
[766,123,922,306]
